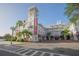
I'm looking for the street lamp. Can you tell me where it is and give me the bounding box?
[10,26,15,45]
[11,36,12,45]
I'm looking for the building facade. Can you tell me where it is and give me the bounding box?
[14,6,72,42]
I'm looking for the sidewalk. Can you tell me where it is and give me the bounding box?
[0,41,79,55]
[0,41,79,50]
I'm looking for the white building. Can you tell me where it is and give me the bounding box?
[48,24,67,36]
[14,6,70,42]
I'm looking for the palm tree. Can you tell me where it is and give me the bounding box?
[28,31,32,36]
[16,20,23,40]
[46,32,51,40]
[23,20,26,28]
[10,26,15,44]
[65,3,79,24]
[16,32,22,41]
[16,20,23,32]
[65,3,79,40]
[61,28,70,40]
[22,29,32,41]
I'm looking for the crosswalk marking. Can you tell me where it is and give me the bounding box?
[40,52,46,56]
[15,48,25,52]
[22,50,33,55]
[33,51,42,56]
[50,53,55,56]
[25,50,35,56]
[19,49,30,54]
[57,54,66,56]
[43,52,51,56]
[31,51,39,56]
[0,45,66,56]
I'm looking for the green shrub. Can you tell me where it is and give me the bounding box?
[4,34,11,41]
[4,34,17,41]
[16,38,24,42]
[12,37,17,41]
[20,39,24,42]
[4,34,25,42]
[16,39,20,42]
[5,38,8,41]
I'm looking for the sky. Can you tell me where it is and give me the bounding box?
[0,3,69,36]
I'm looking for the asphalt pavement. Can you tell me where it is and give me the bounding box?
[0,49,20,56]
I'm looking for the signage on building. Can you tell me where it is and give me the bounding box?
[34,17,38,35]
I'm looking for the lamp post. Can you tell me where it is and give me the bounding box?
[11,30,13,45]
[10,26,15,45]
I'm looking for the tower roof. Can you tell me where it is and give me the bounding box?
[28,5,38,12]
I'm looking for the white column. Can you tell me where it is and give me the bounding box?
[73,35,78,40]
[73,31,78,40]
[73,27,78,40]
[45,36,46,40]
[32,35,38,42]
